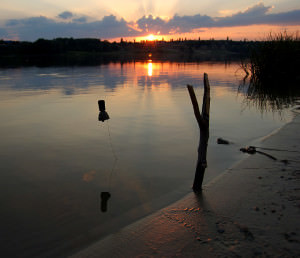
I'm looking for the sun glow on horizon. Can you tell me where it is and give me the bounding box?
[110,24,300,43]
[146,34,156,41]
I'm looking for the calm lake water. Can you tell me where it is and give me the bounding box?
[0,61,291,256]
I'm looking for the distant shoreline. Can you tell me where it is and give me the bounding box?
[0,38,254,67]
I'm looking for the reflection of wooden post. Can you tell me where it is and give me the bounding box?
[187,73,210,191]
[100,192,111,212]
[98,100,110,122]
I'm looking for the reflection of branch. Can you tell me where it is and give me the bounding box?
[98,111,110,122]
[101,192,111,212]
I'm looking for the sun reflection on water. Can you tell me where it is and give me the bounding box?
[147,60,153,77]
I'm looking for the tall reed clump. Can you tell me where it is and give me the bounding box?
[240,31,300,111]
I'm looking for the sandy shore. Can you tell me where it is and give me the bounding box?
[72,110,300,257]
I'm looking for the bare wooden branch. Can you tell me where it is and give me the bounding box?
[202,73,210,123]
[187,85,205,128]
[187,73,211,191]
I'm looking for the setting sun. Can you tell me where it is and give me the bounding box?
[146,34,155,41]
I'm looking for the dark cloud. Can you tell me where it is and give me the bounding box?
[136,14,214,34]
[137,15,168,33]
[1,15,140,41]
[134,3,300,35]
[0,3,300,41]
[72,17,87,23]
[0,28,7,37]
[137,14,215,34]
[5,19,20,26]
[90,15,138,38]
[215,3,300,27]
[58,11,73,20]
[244,2,271,16]
[265,9,300,25]
[168,14,214,32]
[214,3,272,27]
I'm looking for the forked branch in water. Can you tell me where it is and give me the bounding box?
[187,73,210,191]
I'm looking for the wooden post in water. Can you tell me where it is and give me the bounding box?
[187,73,210,191]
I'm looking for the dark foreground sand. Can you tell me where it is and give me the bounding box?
[72,111,300,257]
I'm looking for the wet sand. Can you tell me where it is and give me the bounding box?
[72,110,300,257]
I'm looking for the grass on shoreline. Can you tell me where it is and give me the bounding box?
[240,32,300,111]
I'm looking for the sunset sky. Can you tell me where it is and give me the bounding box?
[0,0,299,41]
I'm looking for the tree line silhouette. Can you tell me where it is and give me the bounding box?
[0,37,258,66]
